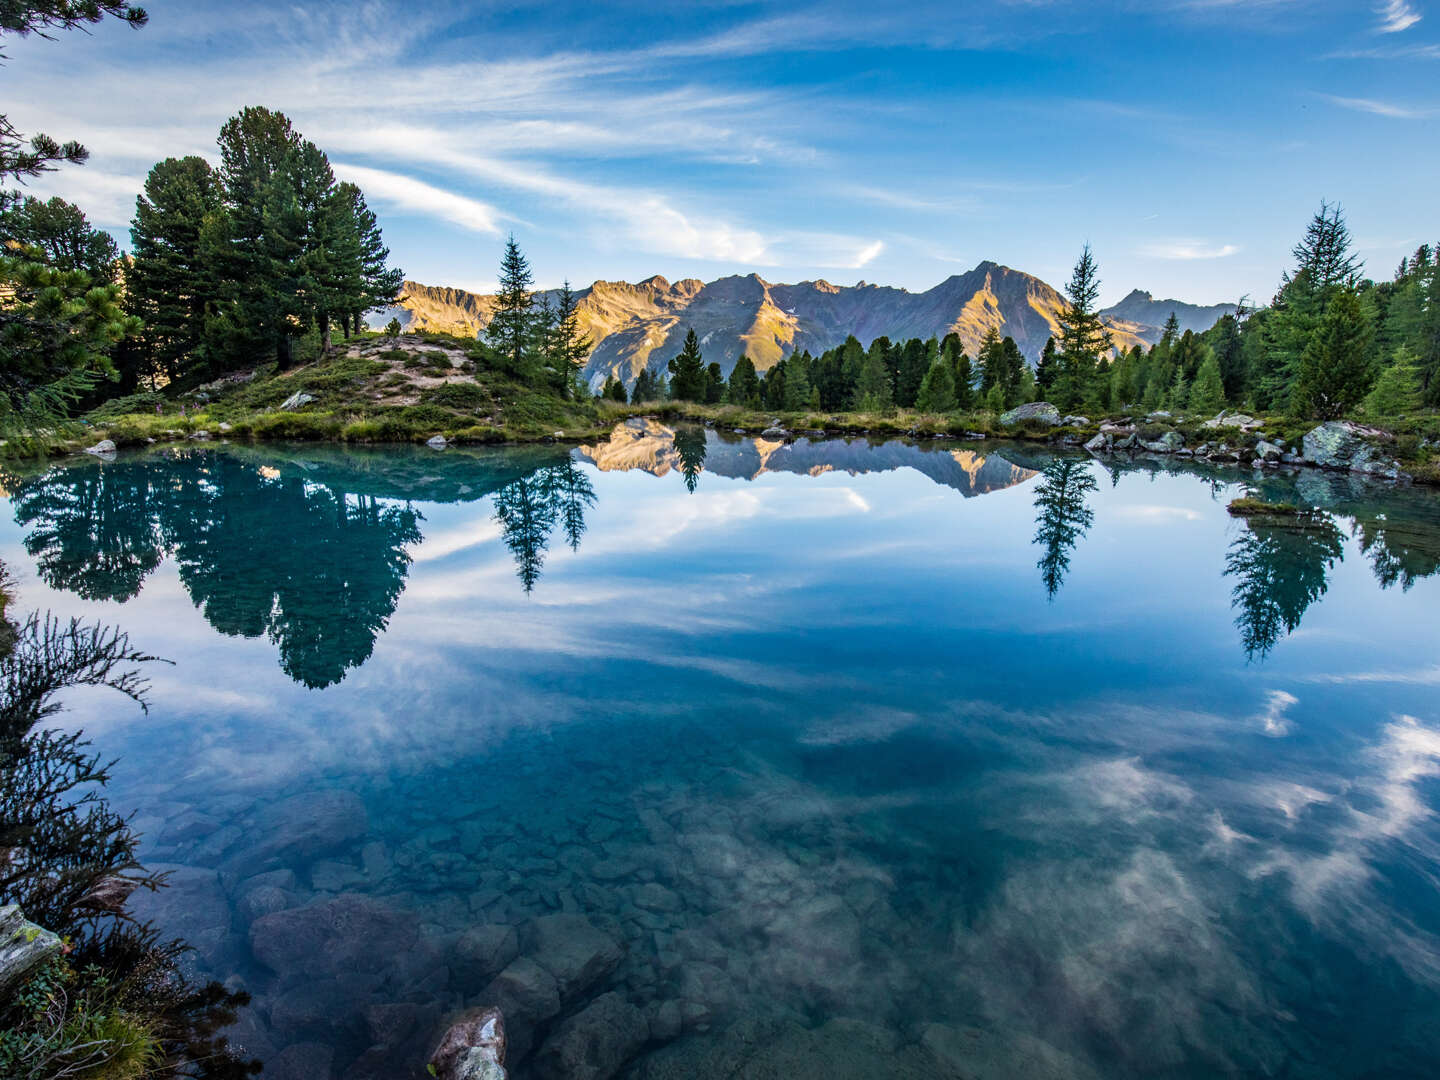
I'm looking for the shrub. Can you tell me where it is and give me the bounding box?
[423,382,488,410]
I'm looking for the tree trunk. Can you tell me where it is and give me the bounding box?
[277,334,293,371]
[320,311,332,353]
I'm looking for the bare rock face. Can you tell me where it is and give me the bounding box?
[532,992,649,1080]
[430,1006,507,1080]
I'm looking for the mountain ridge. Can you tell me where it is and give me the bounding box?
[372,264,1234,390]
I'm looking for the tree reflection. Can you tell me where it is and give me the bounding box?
[11,461,165,602]
[494,461,598,592]
[1225,511,1344,660]
[673,426,708,493]
[1032,458,1098,599]
[1352,515,1440,592]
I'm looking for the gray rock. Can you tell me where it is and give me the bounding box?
[249,893,418,978]
[476,959,561,1061]
[998,401,1060,426]
[760,426,790,439]
[1060,414,1091,426]
[1202,409,1262,431]
[533,992,649,1080]
[1083,433,1110,453]
[631,882,683,913]
[128,864,234,964]
[0,904,62,996]
[428,434,449,449]
[310,859,364,892]
[647,999,682,1043]
[1302,420,1404,477]
[522,914,623,1000]
[233,789,367,874]
[453,923,521,989]
[188,429,211,440]
[1254,439,1284,462]
[265,1041,335,1080]
[1147,410,1172,420]
[1142,431,1185,453]
[279,391,315,410]
[83,438,117,456]
[430,1007,507,1080]
[920,1023,1102,1080]
[235,884,293,924]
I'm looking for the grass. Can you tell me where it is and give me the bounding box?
[1228,498,1302,516]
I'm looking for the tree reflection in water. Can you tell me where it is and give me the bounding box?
[1031,458,1098,599]
[1225,510,1345,661]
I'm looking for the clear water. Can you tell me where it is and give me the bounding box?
[4,422,1440,1079]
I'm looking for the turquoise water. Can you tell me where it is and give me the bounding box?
[3,423,1440,1079]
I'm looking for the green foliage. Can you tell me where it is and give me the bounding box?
[601,374,627,402]
[1292,289,1375,419]
[1189,353,1226,415]
[667,328,707,402]
[725,355,760,407]
[915,351,957,412]
[1363,346,1424,417]
[0,195,118,280]
[422,381,488,410]
[1053,245,1113,411]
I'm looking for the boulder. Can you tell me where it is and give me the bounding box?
[475,959,561,1061]
[1253,439,1284,462]
[1142,431,1185,453]
[127,864,234,965]
[533,992,649,1080]
[998,402,1060,426]
[1302,421,1404,477]
[1060,415,1090,426]
[83,438,117,456]
[1202,410,1262,431]
[188,429,211,440]
[453,923,521,989]
[249,893,418,979]
[0,905,62,996]
[430,1006,507,1080]
[265,1041,335,1080]
[279,391,315,410]
[1083,433,1110,454]
[234,789,368,874]
[522,914,623,1000]
[761,426,790,439]
[428,435,449,449]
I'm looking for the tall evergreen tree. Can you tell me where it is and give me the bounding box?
[726,354,760,407]
[916,352,957,412]
[486,235,537,377]
[1053,244,1112,411]
[1292,289,1374,419]
[0,195,117,278]
[547,280,591,397]
[1035,336,1058,395]
[667,328,707,402]
[1189,353,1226,415]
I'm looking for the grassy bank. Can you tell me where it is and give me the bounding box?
[5,329,1439,484]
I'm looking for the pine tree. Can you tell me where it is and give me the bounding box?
[782,353,812,411]
[726,355,760,407]
[1288,201,1362,293]
[704,362,725,404]
[126,155,221,384]
[1035,336,1058,395]
[1053,245,1113,412]
[0,195,118,278]
[947,341,976,409]
[632,366,658,403]
[916,352,957,412]
[1206,312,1246,402]
[1189,354,1225,414]
[1363,346,1423,416]
[547,280,591,398]
[894,338,929,408]
[336,182,403,337]
[1292,289,1374,419]
[601,374,627,402]
[853,340,892,411]
[487,235,537,377]
[667,328,706,402]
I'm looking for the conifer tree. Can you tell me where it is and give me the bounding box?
[1292,289,1374,419]
[1363,346,1423,416]
[667,328,706,402]
[487,235,537,376]
[547,280,591,397]
[853,340,892,411]
[1189,354,1225,414]
[0,195,118,278]
[916,352,957,412]
[726,354,760,407]
[704,361,725,404]
[1035,336,1058,395]
[601,374,627,402]
[783,353,812,411]
[1053,245,1112,411]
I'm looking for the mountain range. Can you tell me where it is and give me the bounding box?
[372,262,1235,391]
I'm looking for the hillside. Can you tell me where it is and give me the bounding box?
[1099,289,1236,336]
[374,264,1231,391]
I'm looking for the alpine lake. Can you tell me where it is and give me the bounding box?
[4,419,1440,1080]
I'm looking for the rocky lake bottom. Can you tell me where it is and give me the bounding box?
[4,427,1440,1079]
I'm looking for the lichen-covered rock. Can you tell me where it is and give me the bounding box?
[1253,439,1284,462]
[428,434,449,449]
[1302,421,1404,477]
[1143,431,1185,453]
[999,402,1060,426]
[431,1007,507,1080]
[761,426,790,439]
[0,904,61,996]
[532,992,648,1080]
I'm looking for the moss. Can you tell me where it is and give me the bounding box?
[1228,498,1301,517]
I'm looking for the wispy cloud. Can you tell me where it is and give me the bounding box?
[332,163,503,235]
[1376,0,1423,33]
[1320,93,1433,117]
[1257,690,1299,736]
[1138,240,1241,260]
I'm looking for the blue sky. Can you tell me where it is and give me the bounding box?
[6,0,1437,304]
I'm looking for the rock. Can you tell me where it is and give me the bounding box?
[631,882,683,913]
[249,893,418,979]
[265,1041,335,1080]
[430,1007,507,1080]
[998,402,1060,426]
[1083,433,1110,453]
[188,429,211,440]
[1099,421,1134,434]
[453,923,520,989]
[236,884,293,924]
[476,959,561,1061]
[128,864,234,964]
[80,876,139,913]
[218,422,233,433]
[647,999,682,1043]
[233,789,367,874]
[0,905,62,996]
[1254,439,1284,462]
[533,992,648,1080]
[1302,420,1404,477]
[1060,414,1090,426]
[1147,410,1172,420]
[1142,431,1185,453]
[522,914,623,1000]
[761,426,790,439]
[1202,410,1262,431]
[428,434,449,449]
[83,438,117,456]
[963,431,987,439]
[364,1001,435,1051]
[279,391,315,410]
[920,1023,1103,1080]
[310,859,364,892]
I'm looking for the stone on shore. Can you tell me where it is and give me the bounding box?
[431,1006,507,1080]
[279,391,315,410]
[84,438,117,456]
[0,904,62,996]
[1302,421,1405,478]
[998,402,1060,426]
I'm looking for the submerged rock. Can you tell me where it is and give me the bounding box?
[249,893,418,979]
[430,1006,507,1080]
[533,991,649,1080]
[998,402,1060,426]
[453,923,521,989]
[522,914,624,1000]
[1083,433,1110,454]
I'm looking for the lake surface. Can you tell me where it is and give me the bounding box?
[4,421,1440,1079]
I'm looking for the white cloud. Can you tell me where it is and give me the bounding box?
[1138,240,1241,260]
[331,163,503,235]
[1257,689,1298,736]
[1377,0,1423,33]
[1321,94,1432,118]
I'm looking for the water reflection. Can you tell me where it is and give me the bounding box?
[493,461,597,593]
[1225,510,1345,661]
[1031,458,1098,599]
[673,426,707,493]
